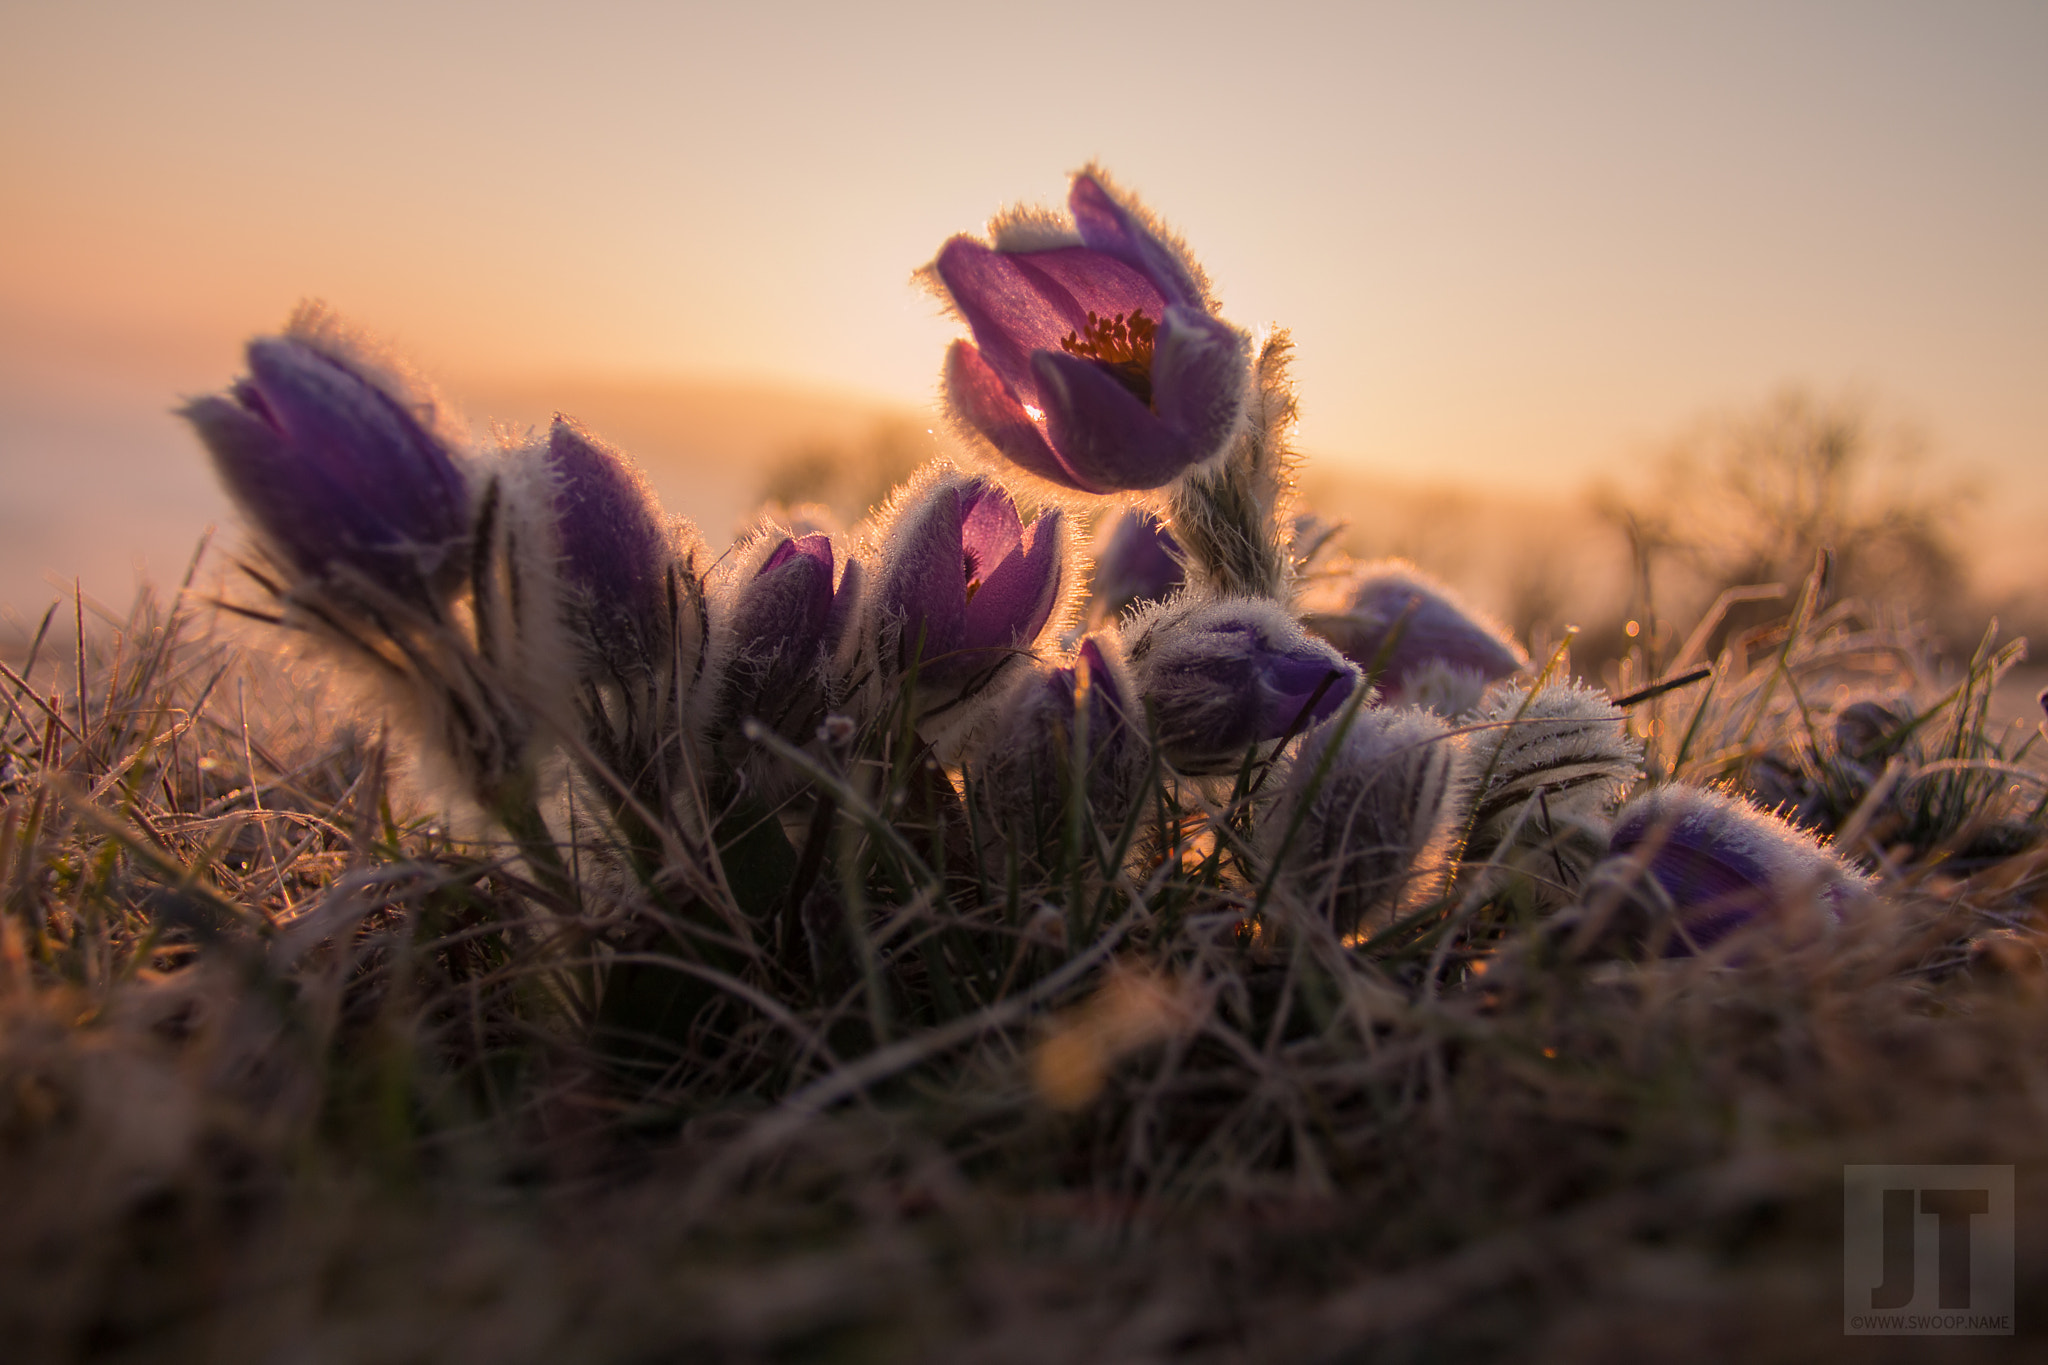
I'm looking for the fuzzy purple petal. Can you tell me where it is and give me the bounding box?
[944,342,1098,491]
[1149,306,1247,463]
[1032,350,1201,492]
[958,480,1023,579]
[961,508,1063,655]
[244,338,468,549]
[934,237,1168,408]
[735,533,835,661]
[1068,173,1204,314]
[882,484,968,669]
[547,419,671,631]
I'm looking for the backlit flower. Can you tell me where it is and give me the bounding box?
[1264,706,1471,936]
[926,169,1251,494]
[182,311,469,596]
[1302,560,1525,707]
[719,529,860,732]
[1123,596,1359,774]
[1603,784,1864,949]
[544,417,683,675]
[870,469,1067,697]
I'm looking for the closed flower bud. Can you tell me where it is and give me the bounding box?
[1302,560,1525,707]
[1263,707,1471,937]
[924,168,1251,494]
[1603,784,1865,949]
[1091,509,1185,618]
[717,528,860,738]
[868,466,1067,704]
[969,635,1149,857]
[1123,596,1359,774]
[182,309,470,598]
[1465,682,1644,861]
[544,417,686,677]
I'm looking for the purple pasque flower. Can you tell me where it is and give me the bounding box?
[874,470,1066,695]
[1091,509,1185,618]
[927,169,1251,494]
[544,417,679,671]
[1264,706,1471,936]
[1123,596,1360,774]
[972,634,1149,851]
[721,529,860,728]
[1605,785,1864,950]
[1302,560,1526,706]
[182,319,470,596]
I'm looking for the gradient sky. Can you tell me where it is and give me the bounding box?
[2,1,2044,607]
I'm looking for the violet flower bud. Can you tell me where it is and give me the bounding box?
[1604,785,1865,950]
[871,469,1066,697]
[924,168,1251,494]
[544,417,683,675]
[1123,596,1360,774]
[1302,560,1525,708]
[1263,706,1471,937]
[182,315,469,597]
[719,530,860,733]
[1091,509,1185,618]
[1465,681,1644,861]
[970,635,1149,854]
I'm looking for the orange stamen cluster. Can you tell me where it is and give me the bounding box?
[1059,309,1158,408]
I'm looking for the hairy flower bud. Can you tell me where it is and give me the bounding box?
[1091,509,1185,618]
[869,467,1067,704]
[182,310,470,597]
[1465,682,1644,860]
[718,529,860,738]
[1603,785,1865,949]
[1263,707,1471,937]
[1123,596,1359,774]
[544,417,684,676]
[1302,560,1525,708]
[924,168,1251,494]
[969,635,1149,858]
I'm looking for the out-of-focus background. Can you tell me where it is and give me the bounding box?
[4,2,2043,683]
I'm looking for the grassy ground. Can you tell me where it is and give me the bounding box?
[3,572,2046,1363]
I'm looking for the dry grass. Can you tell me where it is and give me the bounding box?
[3,568,2046,1364]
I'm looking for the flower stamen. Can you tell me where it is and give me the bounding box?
[1060,310,1157,409]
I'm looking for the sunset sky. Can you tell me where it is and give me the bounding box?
[2,1,2043,612]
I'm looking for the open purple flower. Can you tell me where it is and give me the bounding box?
[1124,596,1360,774]
[722,531,860,728]
[874,472,1066,694]
[1605,785,1864,950]
[1091,509,1185,618]
[545,417,678,672]
[183,322,470,596]
[926,170,1250,494]
[1303,560,1525,706]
